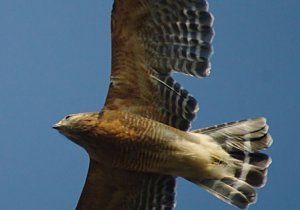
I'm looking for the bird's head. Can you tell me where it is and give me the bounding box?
[53,112,101,147]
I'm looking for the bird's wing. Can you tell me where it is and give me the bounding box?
[77,160,176,210]
[79,0,214,209]
[104,0,214,131]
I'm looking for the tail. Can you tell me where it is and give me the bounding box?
[191,117,272,209]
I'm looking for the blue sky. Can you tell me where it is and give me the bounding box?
[1,0,299,209]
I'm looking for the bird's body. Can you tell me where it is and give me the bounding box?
[55,110,229,179]
[53,0,272,209]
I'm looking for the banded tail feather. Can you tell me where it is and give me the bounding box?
[190,117,272,209]
[194,117,272,153]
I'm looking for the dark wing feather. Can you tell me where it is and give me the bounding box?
[77,160,176,210]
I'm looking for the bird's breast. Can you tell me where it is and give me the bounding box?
[84,110,177,172]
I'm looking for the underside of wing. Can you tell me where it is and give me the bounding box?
[104,0,214,131]
[77,160,176,210]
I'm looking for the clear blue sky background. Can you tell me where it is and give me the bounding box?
[1,0,299,209]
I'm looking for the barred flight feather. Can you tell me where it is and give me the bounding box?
[143,0,214,77]
[129,175,176,210]
[152,74,199,131]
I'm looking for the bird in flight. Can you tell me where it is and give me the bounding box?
[53,0,272,209]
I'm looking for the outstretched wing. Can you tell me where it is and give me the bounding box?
[78,0,214,209]
[104,0,214,131]
[77,160,176,210]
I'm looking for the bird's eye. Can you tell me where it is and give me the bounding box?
[65,115,72,120]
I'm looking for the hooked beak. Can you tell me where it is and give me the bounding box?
[52,122,61,130]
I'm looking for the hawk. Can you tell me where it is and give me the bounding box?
[53,0,272,209]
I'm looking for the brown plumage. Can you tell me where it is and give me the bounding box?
[53,0,272,209]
